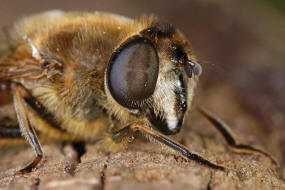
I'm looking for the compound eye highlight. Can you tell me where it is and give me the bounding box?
[107,37,159,109]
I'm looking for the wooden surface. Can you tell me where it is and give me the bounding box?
[0,87,284,190]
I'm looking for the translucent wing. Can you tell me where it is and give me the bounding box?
[0,58,43,81]
[0,43,59,81]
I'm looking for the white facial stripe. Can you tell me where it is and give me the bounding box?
[152,70,180,131]
[167,119,178,131]
[159,81,178,130]
[164,79,185,131]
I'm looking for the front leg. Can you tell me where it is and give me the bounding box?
[11,83,43,176]
[111,122,225,171]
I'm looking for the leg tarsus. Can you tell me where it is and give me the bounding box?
[197,107,279,167]
[16,155,42,177]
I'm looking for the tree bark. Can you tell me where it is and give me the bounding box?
[0,97,284,190]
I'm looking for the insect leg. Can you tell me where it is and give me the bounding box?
[11,83,43,175]
[112,123,225,171]
[197,107,278,166]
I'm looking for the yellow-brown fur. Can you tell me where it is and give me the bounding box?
[0,11,205,173]
[1,11,197,140]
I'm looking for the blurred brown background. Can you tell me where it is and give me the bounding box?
[0,0,284,171]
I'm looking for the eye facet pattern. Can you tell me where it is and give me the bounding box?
[107,37,159,109]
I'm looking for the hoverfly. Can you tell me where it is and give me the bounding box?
[0,10,277,175]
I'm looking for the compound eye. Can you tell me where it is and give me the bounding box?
[107,37,159,109]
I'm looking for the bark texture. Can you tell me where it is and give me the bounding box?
[0,95,284,190]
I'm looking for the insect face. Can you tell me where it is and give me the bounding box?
[106,24,202,135]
